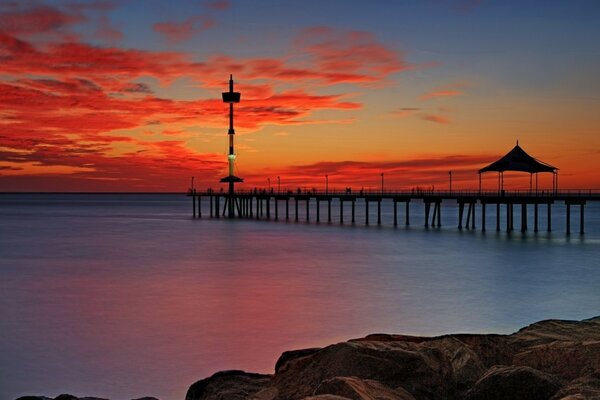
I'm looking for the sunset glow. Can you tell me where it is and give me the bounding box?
[1,0,599,192]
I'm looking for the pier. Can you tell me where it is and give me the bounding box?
[191,189,599,235]
[189,76,600,235]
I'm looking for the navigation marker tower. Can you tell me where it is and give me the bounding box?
[220,75,243,217]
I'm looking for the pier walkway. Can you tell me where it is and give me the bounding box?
[190,189,600,235]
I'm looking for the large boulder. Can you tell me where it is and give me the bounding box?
[510,318,600,382]
[185,370,271,400]
[184,316,600,400]
[314,376,416,400]
[550,373,600,399]
[467,365,561,400]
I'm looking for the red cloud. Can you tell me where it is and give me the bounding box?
[153,16,215,43]
[243,155,496,189]
[0,16,418,191]
[421,114,451,125]
[391,107,420,118]
[293,26,408,84]
[420,83,467,100]
[205,0,231,10]
[0,3,85,36]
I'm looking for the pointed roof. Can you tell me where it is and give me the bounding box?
[479,142,557,174]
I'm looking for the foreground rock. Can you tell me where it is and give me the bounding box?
[16,396,157,400]
[187,316,600,400]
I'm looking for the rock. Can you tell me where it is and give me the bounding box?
[15,396,108,400]
[550,373,600,399]
[511,318,600,382]
[15,397,52,400]
[467,365,562,400]
[314,376,416,400]
[275,348,322,373]
[185,370,272,400]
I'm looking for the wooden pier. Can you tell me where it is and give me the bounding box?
[191,189,600,235]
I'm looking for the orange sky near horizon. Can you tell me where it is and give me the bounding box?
[1,1,599,192]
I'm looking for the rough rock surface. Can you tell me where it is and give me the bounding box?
[15,396,110,400]
[466,365,561,400]
[186,316,600,400]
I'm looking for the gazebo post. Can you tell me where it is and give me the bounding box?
[529,173,532,193]
[497,172,501,194]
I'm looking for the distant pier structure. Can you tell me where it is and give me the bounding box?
[190,78,600,235]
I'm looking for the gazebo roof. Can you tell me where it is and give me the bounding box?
[479,143,557,174]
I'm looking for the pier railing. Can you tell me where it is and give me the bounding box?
[193,188,600,199]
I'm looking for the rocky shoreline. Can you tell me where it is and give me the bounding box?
[17,316,600,400]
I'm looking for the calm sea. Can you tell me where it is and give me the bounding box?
[1,194,599,400]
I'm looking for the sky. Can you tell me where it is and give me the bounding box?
[1,0,599,192]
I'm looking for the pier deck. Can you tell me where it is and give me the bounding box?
[190,189,600,235]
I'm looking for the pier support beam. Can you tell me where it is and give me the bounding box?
[365,200,369,225]
[521,204,527,232]
[306,198,310,221]
[377,200,381,225]
[328,199,332,222]
[352,200,356,223]
[580,203,585,235]
[340,200,344,224]
[496,203,500,231]
[534,203,538,233]
[210,195,213,217]
[547,203,552,232]
[215,196,220,219]
[393,200,397,226]
[316,199,320,222]
[482,203,486,232]
[566,203,572,235]
[458,202,464,229]
[295,198,299,222]
[406,201,410,226]
[192,192,196,218]
[266,198,271,219]
[285,198,289,220]
[424,201,431,228]
[275,199,278,220]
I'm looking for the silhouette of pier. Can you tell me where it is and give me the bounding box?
[189,76,600,235]
[191,189,599,235]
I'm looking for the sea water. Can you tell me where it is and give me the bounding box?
[1,194,599,400]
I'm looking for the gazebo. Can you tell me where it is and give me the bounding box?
[478,141,558,193]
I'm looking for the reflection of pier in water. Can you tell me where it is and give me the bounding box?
[191,189,600,235]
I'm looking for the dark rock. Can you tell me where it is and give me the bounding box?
[15,397,52,400]
[275,348,322,373]
[315,376,416,400]
[511,317,600,381]
[550,373,600,399]
[131,397,160,400]
[467,365,561,400]
[185,370,272,400]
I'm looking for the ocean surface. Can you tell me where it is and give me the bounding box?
[1,194,599,400]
